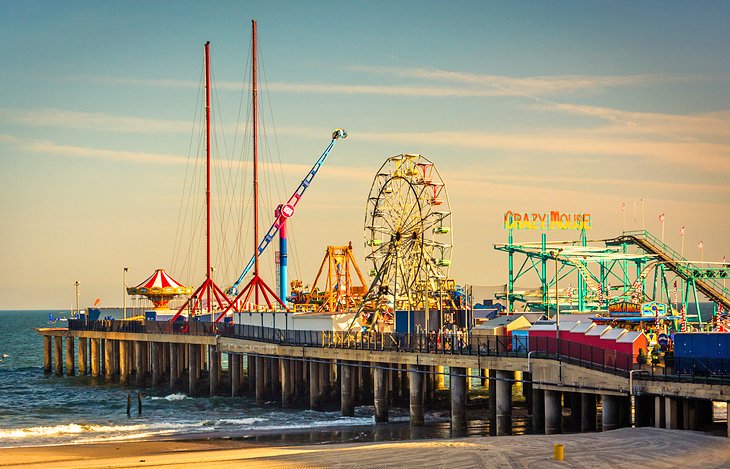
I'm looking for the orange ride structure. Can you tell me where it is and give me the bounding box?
[292,242,368,313]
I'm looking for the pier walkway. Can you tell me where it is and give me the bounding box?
[37,320,730,438]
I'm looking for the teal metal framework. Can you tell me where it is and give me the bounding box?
[494,229,730,325]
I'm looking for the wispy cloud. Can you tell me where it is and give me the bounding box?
[0,108,192,133]
[350,66,699,97]
[0,133,370,181]
[538,103,730,140]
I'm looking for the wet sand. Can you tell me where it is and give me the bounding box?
[1,427,729,468]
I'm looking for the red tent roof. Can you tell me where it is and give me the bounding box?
[127,269,191,296]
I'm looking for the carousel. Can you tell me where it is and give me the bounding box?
[127,269,192,318]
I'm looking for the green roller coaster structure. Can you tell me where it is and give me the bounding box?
[494,229,730,325]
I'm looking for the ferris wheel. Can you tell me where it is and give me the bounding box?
[364,154,453,307]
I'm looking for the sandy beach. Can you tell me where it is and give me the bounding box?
[1,427,728,469]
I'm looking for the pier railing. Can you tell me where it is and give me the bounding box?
[67,320,730,383]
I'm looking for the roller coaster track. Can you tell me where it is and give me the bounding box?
[605,230,730,309]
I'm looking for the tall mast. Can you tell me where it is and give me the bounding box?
[205,40,212,312]
[252,20,260,305]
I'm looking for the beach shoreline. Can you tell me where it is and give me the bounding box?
[1,427,729,468]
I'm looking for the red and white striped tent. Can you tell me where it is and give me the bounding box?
[127,269,192,309]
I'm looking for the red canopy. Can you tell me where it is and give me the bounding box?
[127,269,191,296]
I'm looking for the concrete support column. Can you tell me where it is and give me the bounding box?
[270,358,281,402]
[104,339,114,381]
[654,395,666,428]
[318,359,329,403]
[619,396,632,428]
[374,363,389,423]
[450,366,467,432]
[78,338,87,375]
[665,397,679,429]
[532,388,545,434]
[169,343,179,389]
[340,361,355,417]
[119,341,130,387]
[90,338,100,377]
[187,343,198,395]
[294,359,305,400]
[65,336,74,376]
[247,355,256,394]
[281,358,294,408]
[209,346,220,396]
[151,342,161,387]
[43,336,52,374]
[263,358,272,401]
[635,395,653,427]
[581,393,597,432]
[601,395,620,431]
[135,341,145,387]
[309,360,321,410]
[694,399,714,430]
[545,390,562,435]
[569,393,582,431]
[409,365,425,426]
[488,369,497,435]
[523,372,533,416]
[495,370,512,435]
[231,354,241,397]
[256,356,266,404]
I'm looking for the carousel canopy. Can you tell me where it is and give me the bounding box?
[127,269,192,296]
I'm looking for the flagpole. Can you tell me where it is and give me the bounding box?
[680,227,685,257]
[641,198,645,232]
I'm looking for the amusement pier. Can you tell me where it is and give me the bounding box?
[37,22,730,442]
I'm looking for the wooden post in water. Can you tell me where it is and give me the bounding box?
[230,354,241,397]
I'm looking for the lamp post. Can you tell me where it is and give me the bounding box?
[550,249,563,341]
[74,281,81,323]
[123,267,129,319]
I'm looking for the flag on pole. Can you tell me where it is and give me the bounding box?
[680,226,685,236]
[698,241,704,249]
[673,281,678,308]
[621,202,625,211]
[567,283,573,302]
[659,213,665,222]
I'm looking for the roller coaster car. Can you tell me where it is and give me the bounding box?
[332,128,348,139]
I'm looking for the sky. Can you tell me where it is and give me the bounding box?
[1,1,729,310]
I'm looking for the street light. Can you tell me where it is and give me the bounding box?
[74,281,80,322]
[123,267,129,319]
[549,249,564,341]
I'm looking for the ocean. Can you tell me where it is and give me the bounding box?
[0,310,475,448]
